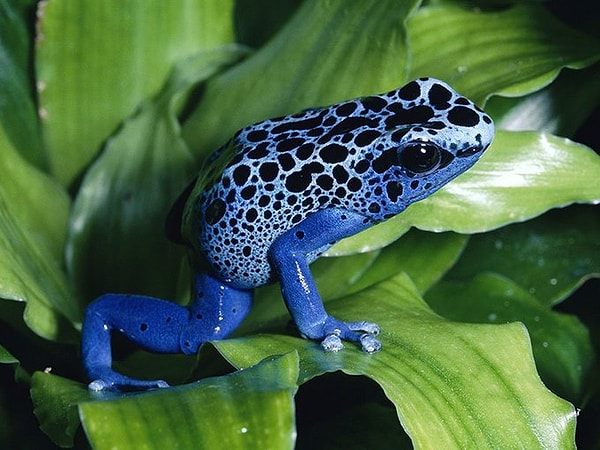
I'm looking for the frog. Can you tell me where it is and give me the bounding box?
[82,77,494,391]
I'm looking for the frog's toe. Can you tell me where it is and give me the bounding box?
[346,321,380,335]
[321,334,345,352]
[88,379,111,392]
[359,333,382,353]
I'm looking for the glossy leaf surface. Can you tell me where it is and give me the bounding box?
[446,206,600,306]
[79,352,299,450]
[215,275,577,449]
[426,272,594,403]
[408,4,600,104]
[0,0,44,168]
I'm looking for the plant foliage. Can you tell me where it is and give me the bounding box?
[1,0,599,448]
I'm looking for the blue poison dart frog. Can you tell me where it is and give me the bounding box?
[82,78,494,391]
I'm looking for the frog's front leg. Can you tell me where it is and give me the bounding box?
[82,274,252,391]
[269,208,381,353]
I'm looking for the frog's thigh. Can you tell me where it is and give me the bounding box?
[83,294,189,356]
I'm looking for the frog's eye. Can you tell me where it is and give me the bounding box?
[399,141,442,174]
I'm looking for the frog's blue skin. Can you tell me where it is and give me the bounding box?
[82,78,494,391]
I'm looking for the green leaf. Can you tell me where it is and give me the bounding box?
[79,352,299,450]
[0,0,45,169]
[214,274,576,448]
[31,372,91,448]
[408,3,600,105]
[0,123,77,339]
[36,0,235,186]
[182,0,419,160]
[332,131,600,254]
[67,47,245,302]
[426,272,594,403]
[446,206,600,306]
[486,65,600,137]
[342,230,468,293]
[0,344,17,364]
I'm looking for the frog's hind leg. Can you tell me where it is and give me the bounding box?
[82,274,253,391]
[268,208,382,353]
[82,294,187,390]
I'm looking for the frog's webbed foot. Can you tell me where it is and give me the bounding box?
[319,319,381,353]
[301,317,381,353]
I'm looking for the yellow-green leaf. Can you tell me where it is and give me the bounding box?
[408,4,600,104]
[214,274,576,448]
[79,352,299,450]
[36,0,235,186]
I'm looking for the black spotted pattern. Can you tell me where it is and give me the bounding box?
[185,78,494,289]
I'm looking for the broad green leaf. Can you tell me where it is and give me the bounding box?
[36,0,235,186]
[446,206,600,306]
[426,273,594,403]
[182,0,419,160]
[31,372,91,448]
[79,352,299,450]
[342,230,468,293]
[0,0,44,169]
[214,274,576,449]
[332,131,600,254]
[67,48,244,303]
[0,123,77,339]
[486,65,600,138]
[408,3,600,105]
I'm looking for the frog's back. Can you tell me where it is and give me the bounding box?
[182,78,493,288]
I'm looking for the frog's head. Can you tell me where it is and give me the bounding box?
[365,78,494,217]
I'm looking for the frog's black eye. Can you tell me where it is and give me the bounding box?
[399,141,442,174]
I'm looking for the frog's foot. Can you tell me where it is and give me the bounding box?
[309,317,382,353]
[87,367,169,392]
